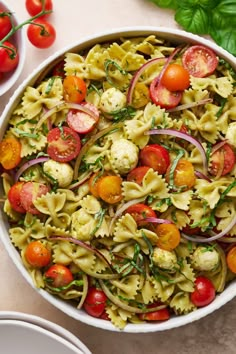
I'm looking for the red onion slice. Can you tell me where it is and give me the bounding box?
[195,170,212,182]
[15,157,49,182]
[141,217,173,224]
[167,98,213,113]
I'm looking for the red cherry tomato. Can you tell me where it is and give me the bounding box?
[138,307,170,321]
[209,143,235,177]
[126,203,156,226]
[44,264,74,288]
[27,19,56,49]
[83,287,107,318]
[139,144,170,175]
[20,181,49,215]
[47,126,81,162]
[150,78,182,109]
[66,102,100,134]
[8,182,26,213]
[25,0,53,18]
[191,276,215,307]
[63,76,87,104]
[127,166,151,185]
[0,9,12,40]
[182,45,218,78]
[0,41,19,72]
[161,64,190,92]
[25,241,51,268]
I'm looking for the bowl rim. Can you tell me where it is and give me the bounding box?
[0,25,236,333]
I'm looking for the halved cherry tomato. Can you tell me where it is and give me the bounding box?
[139,144,170,175]
[126,203,156,226]
[161,64,190,92]
[139,307,170,321]
[209,143,235,177]
[155,223,180,251]
[83,287,107,318]
[150,78,182,109]
[0,137,21,169]
[67,102,99,134]
[131,82,150,108]
[100,311,110,321]
[27,19,56,49]
[25,0,53,18]
[166,159,196,191]
[25,240,51,268]
[63,76,87,103]
[47,126,81,162]
[0,41,19,72]
[127,166,151,185]
[8,182,26,213]
[88,172,104,198]
[20,181,49,215]
[190,276,215,307]
[97,175,123,204]
[52,60,65,78]
[182,45,218,78]
[44,264,73,288]
[226,246,236,274]
[0,8,12,40]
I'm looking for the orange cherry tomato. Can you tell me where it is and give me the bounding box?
[0,137,21,170]
[97,175,123,204]
[63,75,87,103]
[127,166,151,185]
[89,172,103,198]
[25,241,51,268]
[155,223,180,251]
[226,246,236,274]
[44,264,73,287]
[126,203,156,226]
[166,159,196,191]
[161,64,190,92]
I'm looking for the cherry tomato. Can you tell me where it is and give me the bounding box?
[138,307,170,321]
[166,159,196,191]
[52,60,65,78]
[139,144,170,175]
[25,241,51,268]
[0,72,4,81]
[127,166,151,185]
[150,78,182,109]
[27,19,56,49]
[47,126,81,162]
[182,45,218,78]
[97,175,123,204]
[8,182,26,213]
[131,82,150,108]
[126,203,156,226]
[190,276,215,307]
[0,41,19,72]
[20,181,49,215]
[209,143,235,177]
[25,0,53,18]
[0,9,12,40]
[100,311,110,321]
[226,246,236,274]
[0,137,21,169]
[161,64,190,92]
[44,264,74,288]
[83,287,107,318]
[63,76,87,103]
[155,223,180,251]
[88,172,104,198]
[67,102,100,134]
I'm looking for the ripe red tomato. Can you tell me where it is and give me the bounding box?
[0,9,12,40]
[161,64,190,92]
[126,203,156,226]
[0,41,19,72]
[44,264,74,287]
[191,276,215,307]
[138,307,170,321]
[25,241,51,268]
[182,45,218,78]
[83,287,107,318]
[8,182,26,213]
[139,144,170,175]
[52,60,65,78]
[25,0,53,18]
[209,143,235,177]
[27,19,56,48]
[127,166,151,185]
[63,76,87,104]
[149,78,182,109]
[47,126,81,162]
[20,181,49,215]
[66,102,100,134]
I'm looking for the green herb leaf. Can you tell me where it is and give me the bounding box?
[175,6,209,34]
[148,0,178,9]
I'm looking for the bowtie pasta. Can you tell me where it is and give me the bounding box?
[0,34,236,330]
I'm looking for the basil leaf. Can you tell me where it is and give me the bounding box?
[210,27,236,56]
[175,7,209,34]
[214,0,236,15]
[148,0,178,9]
[178,0,218,8]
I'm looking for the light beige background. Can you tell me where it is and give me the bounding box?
[1,1,236,353]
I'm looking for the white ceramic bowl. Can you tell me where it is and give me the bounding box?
[0,27,235,333]
[0,1,26,96]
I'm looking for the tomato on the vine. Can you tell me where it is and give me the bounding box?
[8,182,26,213]
[161,63,190,92]
[83,287,107,318]
[139,144,170,175]
[25,240,51,268]
[25,0,53,18]
[63,76,87,104]
[209,143,235,177]
[190,276,215,307]
[126,203,156,226]
[0,9,12,40]
[44,264,74,288]
[0,137,21,169]
[0,41,19,72]
[155,223,180,251]
[27,19,56,48]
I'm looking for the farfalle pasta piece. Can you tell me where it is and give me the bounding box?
[215,201,236,236]
[91,249,111,273]
[141,278,158,304]
[170,190,192,211]
[34,192,66,215]
[71,208,96,241]
[187,199,211,230]
[64,52,86,78]
[106,304,131,330]
[181,88,209,105]
[23,213,45,239]
[225,122,236,148]
[169,292,196,314]
[10,227,31,249]
[161,207,189,229]
[111,275,140,299]
[197,107,219,143]
[173,261,196,292]
[79,195,102,214]
[190,76,233,98]
[4,200,21,221]
[152,277,175,302]
[45,225,70,238]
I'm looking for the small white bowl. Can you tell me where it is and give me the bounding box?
[0,1,26,96]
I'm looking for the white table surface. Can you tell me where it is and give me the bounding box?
[1,1,236,353]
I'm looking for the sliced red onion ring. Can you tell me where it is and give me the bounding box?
[68,171,92,190]
[141,217,173,224]
[167,98,213,113]
[14,157,49,182]
[146,128,208,173]
[195,170,212,182]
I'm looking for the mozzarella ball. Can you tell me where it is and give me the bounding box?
[225,122,236,147]
[99,87,126,115]
[152,247,178,271]
[43,159,73,188]
[109,138,139,175]
[191,246,220,271]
